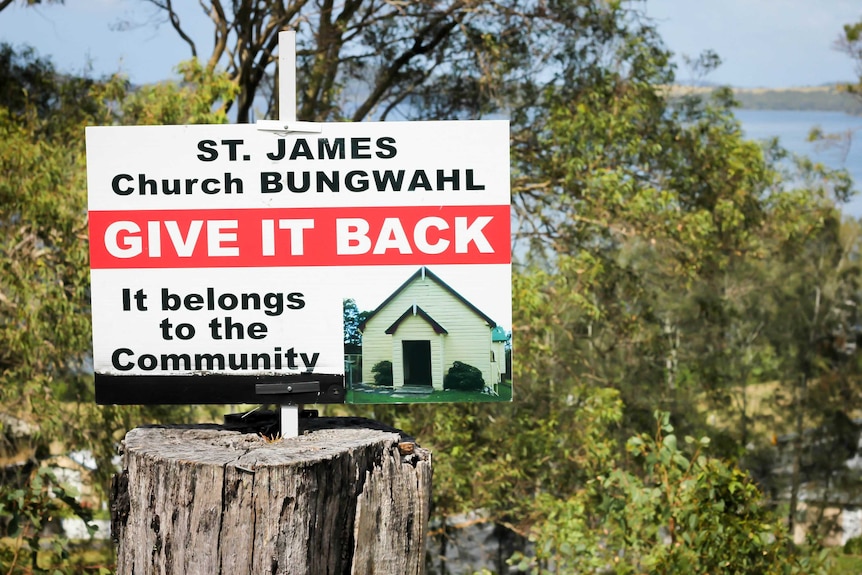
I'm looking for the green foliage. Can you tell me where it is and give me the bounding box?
[0,44,92,440]
[838,19,862,98]
[366,7,862,571]
[343,298,364,348]
[511,412,829,575]
[371,360,393,387]
[0,466,97,575]
[443,361,485,392]
[0,44,236,571]
[844,535,862,556]
[95,59,238,126]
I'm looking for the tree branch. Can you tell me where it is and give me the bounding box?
[351,4,464,121]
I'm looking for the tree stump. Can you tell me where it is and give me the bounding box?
[110,416,432,575]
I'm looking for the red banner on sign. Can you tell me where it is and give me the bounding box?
[89,205,511,269]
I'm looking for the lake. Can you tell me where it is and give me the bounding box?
[736,109,862,218]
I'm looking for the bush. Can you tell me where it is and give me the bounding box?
[371,360,393,386]
[845,535,862,555]
[444,361,484,391]
[511,412,830,574]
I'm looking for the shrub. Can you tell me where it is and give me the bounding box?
[444,361,484,391]
[371,360,393,386]
[511,412,829,574]
[845,535,862,555]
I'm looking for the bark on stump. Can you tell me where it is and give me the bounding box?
[110,417,432,575]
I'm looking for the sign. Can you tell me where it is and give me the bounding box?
[87,120,511,405]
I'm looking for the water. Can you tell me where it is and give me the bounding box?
[735,109,862,218]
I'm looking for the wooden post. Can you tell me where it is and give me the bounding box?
[110,417,432,575]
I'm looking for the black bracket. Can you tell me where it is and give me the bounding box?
[95,373,344,405]
[255,381,320,395]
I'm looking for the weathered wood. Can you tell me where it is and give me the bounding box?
[111,417,432,575]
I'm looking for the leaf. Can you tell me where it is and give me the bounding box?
[664,434,678,452]
[7,515,21,538]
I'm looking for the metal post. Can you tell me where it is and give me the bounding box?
[280,403,300,439]
[279,30,297,123]
[279,29,299,438]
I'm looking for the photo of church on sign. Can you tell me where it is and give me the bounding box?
[345,266,511,404]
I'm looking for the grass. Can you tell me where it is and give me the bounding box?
[347,381,513,404]
[825,547,862,574]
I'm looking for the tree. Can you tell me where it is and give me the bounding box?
[343,298,363,348]
[134,0,669,125]
[0,42,93,444]
[0,45,237,571]
[759,213,862,537]
[0,45,98,573]
[0,0,62,14]
[134,0,494,122]
[837,18,862,98]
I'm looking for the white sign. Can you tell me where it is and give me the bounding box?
[87,121,511,403]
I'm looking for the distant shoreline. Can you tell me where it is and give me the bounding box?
[666,85,862,115]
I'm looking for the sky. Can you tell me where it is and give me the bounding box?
[645,0,861,87]
[0,1,859,88]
